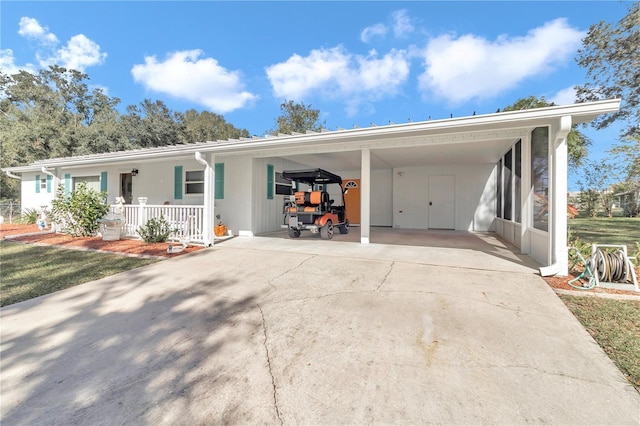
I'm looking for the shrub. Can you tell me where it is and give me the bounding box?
[137,216,171,243]
[50,182,110,236]
[19,208,39,224]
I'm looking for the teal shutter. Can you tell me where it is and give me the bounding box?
[174,166,183,200]
[35,175,41,193]
[214,163,224,199]
[64,174,71,197]
[46,175,52,193]
[267,164,274,200]
[100,171,108,192]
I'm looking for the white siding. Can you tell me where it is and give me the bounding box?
[392,164,496,231]
[252,157,308,235]
[22,173,55,212]
[331,168,393,227]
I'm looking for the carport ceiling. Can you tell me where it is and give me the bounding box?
[281,137,519,171]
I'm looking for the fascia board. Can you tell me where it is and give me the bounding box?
[3,99,620,173]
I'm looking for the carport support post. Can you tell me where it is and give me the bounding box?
[195,151,215,246]
[205,153,215,246]
[361,148,371,244]
[551,116,571,276]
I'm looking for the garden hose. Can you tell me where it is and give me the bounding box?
[591,248,630,284]
[567,247,596,290]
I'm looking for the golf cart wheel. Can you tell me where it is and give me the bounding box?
[288,228,301,238]
[339,219,350,234]
[320,220,333,240]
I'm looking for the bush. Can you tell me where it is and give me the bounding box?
[137,216,171,243]
[19,208,39,224]
[50,182,109,236]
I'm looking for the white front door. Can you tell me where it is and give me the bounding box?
[428,175,455,229]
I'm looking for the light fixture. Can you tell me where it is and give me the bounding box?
[131,168,139,176]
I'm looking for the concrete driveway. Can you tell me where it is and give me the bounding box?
[1,233,639,425]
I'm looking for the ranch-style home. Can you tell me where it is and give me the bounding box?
[3,99,620,276]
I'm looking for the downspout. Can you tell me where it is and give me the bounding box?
[195,152,214,246]
[539,115,571,277]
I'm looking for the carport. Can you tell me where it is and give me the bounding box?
[252,100,620,275]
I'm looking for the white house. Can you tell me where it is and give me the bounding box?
[2,100,621,276]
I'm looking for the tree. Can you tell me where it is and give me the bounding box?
[575,2,639,139]
[270,100,325,135]
[120,99,186,148]
[503,96,592,169]
[182,109,249,143]
[575,159,615,217]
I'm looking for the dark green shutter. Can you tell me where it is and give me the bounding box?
[35,175,41,193]
[64,174,71,197]
[100,171,108,192]
[267,164,274,200]
[214,163,224,199]
[174,166,183,200]
[46,175,52,193]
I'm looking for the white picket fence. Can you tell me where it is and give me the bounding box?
[117,204,205,244]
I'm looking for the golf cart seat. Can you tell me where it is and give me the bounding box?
[293,190,330,212]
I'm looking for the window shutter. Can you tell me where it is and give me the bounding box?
[35,175,41,193]
[267,164,274,200]
[46,175,52,193]
[174,166,183,199]
[64,174,71,197]
[100,171,108,192]
[215,163,224,199]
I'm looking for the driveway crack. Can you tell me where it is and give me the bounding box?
[258,304,283,425]
[376,261,394,291]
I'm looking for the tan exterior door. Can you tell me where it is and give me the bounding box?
[343,179,360,225]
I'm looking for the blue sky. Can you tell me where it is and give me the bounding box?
[0,1,632,189]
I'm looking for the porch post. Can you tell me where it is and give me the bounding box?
[520,132,531,254]
[551,116,571,276]
[361,148,371,244]
[196,152,215,246]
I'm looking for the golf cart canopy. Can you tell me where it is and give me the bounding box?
[282,168,342,186]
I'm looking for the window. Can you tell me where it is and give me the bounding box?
[73,176,100,192]
[185,170,204,194]
[275,172,293,195]
[496,158,502,218]
[531,127,549,232]
[514,140,521,223]
[504,149,512,221]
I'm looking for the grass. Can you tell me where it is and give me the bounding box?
[559,295,640,390]
[0,241,158,307]
[568,217,640,254]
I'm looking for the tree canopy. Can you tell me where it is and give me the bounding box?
[0,66,249,200]
[575,2,639,139]
[269,100,325,135]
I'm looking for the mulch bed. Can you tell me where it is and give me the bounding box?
[1,224,204,258]
[544,274,639,297]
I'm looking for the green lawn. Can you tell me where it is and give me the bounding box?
[0,241,158,307]
[559,295,640,390]
[568,217,640,254]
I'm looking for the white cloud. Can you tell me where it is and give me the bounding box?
[15,17,106,72]
[265,46,409,114]
[0,49,36,75]
[549,86,577,105]
[392,10,414,38]
[131,49,257,114]
[361,23,387,43]
[18,17,58,44]
[417,18,584,104]
[48,35,107,71]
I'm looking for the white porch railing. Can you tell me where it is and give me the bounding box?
[117,204,205,245]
